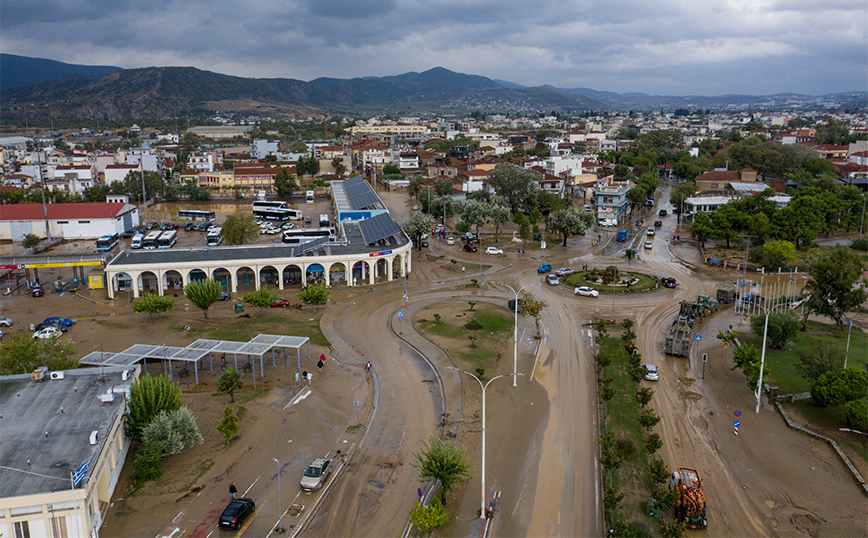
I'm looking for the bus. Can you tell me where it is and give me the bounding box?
[206,228,222,247]
[142,230,162,249]
[252,200,301,221]
[95,234,119,252]
[157,230,178,249]
[306,190,315,203]
[178,209,216,221]
[281,227,335,245]
[131,233,144,249]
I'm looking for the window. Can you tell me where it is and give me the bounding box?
[14,520,31,538]
[52,516,68,538]
[57,221,69,224]
[78,220,90,224]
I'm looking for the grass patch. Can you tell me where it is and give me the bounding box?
[178,459,215,492]
[566,271,659,294]
[345,424,363,433]
[240,388,269,403]
[94,319,134,330]
[789,399,868,464]
[737,320,867,395]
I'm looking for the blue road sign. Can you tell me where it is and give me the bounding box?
[734,420,741,427]
[734,410,742,417]
[695,334,702,341]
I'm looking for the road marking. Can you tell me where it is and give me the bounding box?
[205,532,213,538]
[235,508,258,536]
[172,510,184,523]
[243,477,259,497]
[284,388,312,409]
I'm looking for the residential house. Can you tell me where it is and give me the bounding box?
[251,140,279,160]
[593,180,633,225]
[104,164,140,186]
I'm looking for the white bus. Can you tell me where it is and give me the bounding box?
[95,234,119,252]
[206,228,223,247]
[252,200,301,221]
[131,233,144,249]
[142,230,162,249]
[178,209,216,221]
[156,230,178,249]
[280,227,336,245]
[306,190,315,203]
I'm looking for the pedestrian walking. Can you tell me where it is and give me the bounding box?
[318,354,325,373]
[302,370,308,385]
[229,482,237,500]
[365,361,372,374]
[307,372,313,386]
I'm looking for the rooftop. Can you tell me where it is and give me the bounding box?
[0,366,136,497]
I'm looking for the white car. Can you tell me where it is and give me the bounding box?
[644,240,653,249]
[646,229,655,236]
[574,286,599,297]
[643,365,659,381]
[545,274,560,286]
[554,268,575,277]
[281,222,295,230]
[412,205,421,210]
[446,237,455,245]
[33,326,62,339]
[0,316,12,327]
[485,247,503,255]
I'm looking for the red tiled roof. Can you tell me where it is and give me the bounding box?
[0,202,127,222]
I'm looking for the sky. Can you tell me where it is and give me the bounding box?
[1,0,866,96]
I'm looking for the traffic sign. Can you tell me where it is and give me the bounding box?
[734,420,741,427]
[695,334,702,341]
[702,353,708,363]
[734,410,741,417]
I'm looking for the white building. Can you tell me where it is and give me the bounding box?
[251,140,279,160]
[104,164,140,185]
[0,202,140,241]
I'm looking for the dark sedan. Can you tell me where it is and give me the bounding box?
[463,243,478,253]
[218,498,255,530]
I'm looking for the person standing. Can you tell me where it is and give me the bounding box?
[302,370,308,385]
[365,361,371,374]
[306,372,313,386]
[317,354,325,373]
[229,482,237,500]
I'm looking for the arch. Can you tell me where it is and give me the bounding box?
[213,268,231,289]
[282,264,303,287]
[236,266,256,292]
[328,262,347,286]
[351,260,374,286]
[113,272,133,293]
[305,263,325,286]
[374,258,389,283]
[259,265,279,288]
[163,270,183,291]
[138,271,159,294]
[189,269,208,282]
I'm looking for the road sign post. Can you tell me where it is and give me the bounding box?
[702,353,708,380]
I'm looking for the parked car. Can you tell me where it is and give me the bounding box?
[420,240,429,248]
[446,237,455,245]
[545,274,560,286]
[43,317,74,329]
[220,291,231,301]
[644,240,653,249]
[305,216,312,224]
[281,222,296,230]
[574,286,599,297]
[270,299,291,308]
[654,220,663,227]
[507,299,523,313]
[0,317,12,327]
[658,209,667,216]
[537,263,552,273]
[31,285,44,297]
[412,205,421,210]
[36,321,68,333]
[485,247,503,255]
[185,223,196,231]
[643,365,659,381]
[33,326,62,339]
[300,457,333,491]
[646,229,655,236]
[218,498,255,530]
[661,277,677,288]
[463,244,478,253]
[463,233,479,244]
[120,228,140,238]
[554,268,575,277]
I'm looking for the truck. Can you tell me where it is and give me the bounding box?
[664,320,692,356]
[668,467,708,529]
[616,229,628,242]
[716,288,736,304]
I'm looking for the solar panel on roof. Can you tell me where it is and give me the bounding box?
[291,235,330,257]
[358,213,403,245]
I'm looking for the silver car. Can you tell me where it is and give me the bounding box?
[300,457,332,491]
[0,316,12,327]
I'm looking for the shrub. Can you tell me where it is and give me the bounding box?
[464,319,482,330]
[614,438,636,460]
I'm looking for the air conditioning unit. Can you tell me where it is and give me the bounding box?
[122,370,129,381]
[89,431,99,445]
[50,371,65,380]
[98,393,115,403]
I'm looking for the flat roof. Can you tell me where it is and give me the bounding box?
[0,366,135,497]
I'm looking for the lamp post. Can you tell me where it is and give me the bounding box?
[497,282,537,386]
[272,458,282,532]
[754,296,788,413]
[447,368,522,519]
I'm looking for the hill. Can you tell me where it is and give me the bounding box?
[0,53,122,89]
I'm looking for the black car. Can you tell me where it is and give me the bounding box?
[658,209,667,217]
[120,228,138,238]
[654,220,663,227]
[31,285,44,297]
[185,223,196,231]
[218,498,255,530]
[35,321,68,333]
[661,277,676,288]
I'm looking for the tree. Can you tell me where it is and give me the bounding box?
[220,211,260,245]
[217,405,239,443]
[274,167,298,198]
[242,287,279,311]
[548,208,594,247]
[751,311,800,349]
[184,278,223,318]
[82,185,109,203]
[520,295,548,339]
[141,407,204,455]
[408,497,449,536]
[756,240,796,270]
[126,374,182,442]
[408,176,427,199]
[298,282,330,306]
[383,163,401,176]
[486,163,540,215]
[0,333,78,375]
[132,294,176,320]
[331,157,347,177]
[403,211,436,250]
[433,176,454,196]
[811,367,868,407]
[132,439,166,482]
[802,246,868,330]
[488,204,510,238]
[461,199,487,235]
[21,233,41,250]
[844,399,868,431]
[410,436,475,504]
[795,340,844,382]
[218,367,243,403]
[113,170,164,201]
[731,343,766,389]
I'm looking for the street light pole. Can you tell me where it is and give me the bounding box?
[498,282,537,386]
[447,368,522,519]
[272,458,282,531]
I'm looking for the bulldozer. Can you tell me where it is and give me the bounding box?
[668,467,708,529]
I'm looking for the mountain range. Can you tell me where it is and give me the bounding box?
[1,54,865,121]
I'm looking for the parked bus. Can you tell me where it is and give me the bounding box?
[156,230,178,249]
[178,209,216,221]
[281,227,335,245]
[306,190,315,203]
[251,200,301,221]
[142,230,162,249]
[206,228,223,247]
[95,234,119,252]
[319,214,330,227]
[131,233,144,249]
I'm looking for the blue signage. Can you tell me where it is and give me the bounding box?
[695,334,702,341]
[734,420,741,428]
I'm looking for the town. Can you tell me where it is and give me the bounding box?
[1,107,867,538]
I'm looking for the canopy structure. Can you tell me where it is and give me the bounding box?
[79,334,311,385]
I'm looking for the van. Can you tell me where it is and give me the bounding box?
[131,233,144,249]
[616,229,628,242]
[583,204,592,212]
[306,190,315,203]
[319,214,330,227]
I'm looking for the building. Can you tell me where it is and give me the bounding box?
[0,202,140,241]
[0,365,140,538]
[350,124,429,140]
[232,164,282,192]
[187,126,252,139]
[251,140,279,160]
[593,181,633,225]
[104,164,140,186]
